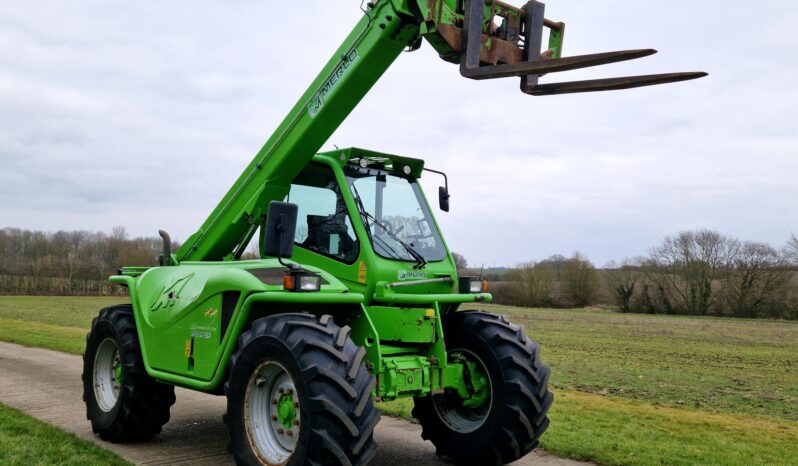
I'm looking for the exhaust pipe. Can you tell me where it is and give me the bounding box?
[159,230,172,266]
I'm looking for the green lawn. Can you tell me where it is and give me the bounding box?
[476,303,798,423]
[0,403,130,466]
[0,296,125,328]
[0,296,126,354]
[1,296,797,465]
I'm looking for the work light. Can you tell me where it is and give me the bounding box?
[459,277,488,294]
[283,272,322,292]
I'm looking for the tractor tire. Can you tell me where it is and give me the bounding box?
[412,310,552,465]
[225,313,379,466]
[82,305,176,442]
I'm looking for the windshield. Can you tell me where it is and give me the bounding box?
[347,169,447,262]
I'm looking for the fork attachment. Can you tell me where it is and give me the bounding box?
[457,0,706,95]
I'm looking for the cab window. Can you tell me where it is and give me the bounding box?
[286,164,359,264]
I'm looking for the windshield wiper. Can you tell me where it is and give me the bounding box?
[365,210,428,269]
[351,184,427,269]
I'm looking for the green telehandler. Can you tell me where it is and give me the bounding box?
[81,1,705,464]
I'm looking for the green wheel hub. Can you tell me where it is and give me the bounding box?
[433,349,493,433]
[113,360,123,384]
[277,392,297,429]
[461,356,489,409]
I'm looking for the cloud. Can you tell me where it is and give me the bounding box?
[1,1,797,267]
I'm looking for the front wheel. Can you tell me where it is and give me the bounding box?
[225,313,380,466]
[412,311,553,465]
[82,305,176,441]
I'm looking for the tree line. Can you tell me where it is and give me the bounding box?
[478,230,798,320]
[2,226,797,319]
[0,227,162,295]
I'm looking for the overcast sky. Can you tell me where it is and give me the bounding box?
[1,1,796,267]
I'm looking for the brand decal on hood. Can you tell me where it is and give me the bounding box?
[398,270,428,281]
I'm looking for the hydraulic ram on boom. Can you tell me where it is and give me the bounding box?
[176,0,705,262]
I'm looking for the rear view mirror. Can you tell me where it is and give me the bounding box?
[262,201,298,259]
[424,168,451,213]
[439,186,450,212]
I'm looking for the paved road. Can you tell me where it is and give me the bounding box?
[0,341,585,465]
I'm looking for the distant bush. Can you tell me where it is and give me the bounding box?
[495,252,599,309]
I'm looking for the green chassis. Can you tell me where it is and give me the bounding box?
[113,148,491,404]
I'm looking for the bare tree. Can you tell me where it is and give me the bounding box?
[241,242,260,261]
[505,261,556,308]
[111,226,128,241]
[784,232,798,266]
[561,252,597,307]
[538,254,566,282]
[722,241,791,318]
[605,258,644,312]
[649,230,737,315]
[451,252,468,271]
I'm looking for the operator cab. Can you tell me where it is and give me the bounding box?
[284,148,455,291]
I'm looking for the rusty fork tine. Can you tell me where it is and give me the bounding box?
[525,72,709,96]
[462,49,658,80]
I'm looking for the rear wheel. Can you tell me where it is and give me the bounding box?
[82,305,176,442]
[225,313,379,466]
[413,311,553,465]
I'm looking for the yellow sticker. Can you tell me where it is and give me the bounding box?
[204,307,218,318]
[184,340,192,358]
[357,261,367,284]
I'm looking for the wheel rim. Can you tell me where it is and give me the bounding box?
[433,348,492,433]
[244,360,300,465]
[93,338,122,412]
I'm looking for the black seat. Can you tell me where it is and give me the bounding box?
[302,214,355,260]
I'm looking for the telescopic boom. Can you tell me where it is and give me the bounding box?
[176,0,705,262]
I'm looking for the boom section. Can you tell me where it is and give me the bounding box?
[177,2,419,261]
[176,0,705,262]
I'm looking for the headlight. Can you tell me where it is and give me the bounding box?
[284,272,322,292]
[459,277,488,294]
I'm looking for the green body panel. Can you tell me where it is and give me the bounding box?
[367,306,436,343]
[112,261,364,391]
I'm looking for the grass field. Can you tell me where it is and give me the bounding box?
[0,402,130,466]
[1,296,797,465]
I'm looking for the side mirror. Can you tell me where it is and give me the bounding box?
[439,186,450,212]
[262,201,298,259]
[424,168,451,213]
